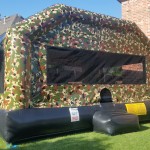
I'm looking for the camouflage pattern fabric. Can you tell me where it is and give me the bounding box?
[0,4,150,110]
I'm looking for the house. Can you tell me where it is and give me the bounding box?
[0,14,24,36]
[118,0,150,39]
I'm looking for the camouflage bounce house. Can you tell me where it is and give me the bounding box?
[1,4,150,143]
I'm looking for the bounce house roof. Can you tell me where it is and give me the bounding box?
[8,4,149,47]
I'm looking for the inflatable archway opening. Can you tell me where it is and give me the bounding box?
[100,88,113,103]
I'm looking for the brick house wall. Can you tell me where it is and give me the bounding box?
[118,0,150,39]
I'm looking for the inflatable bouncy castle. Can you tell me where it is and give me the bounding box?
[0,4,150,143]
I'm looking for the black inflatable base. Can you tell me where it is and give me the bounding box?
[93,110,140,135]
[0,106,100,144]
[1,101,150,144]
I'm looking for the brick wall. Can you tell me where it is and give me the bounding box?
[119,0,150,39]
[122,63,143,71]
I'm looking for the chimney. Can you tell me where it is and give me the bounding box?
[3,16,6,24]
[118,0,150,39]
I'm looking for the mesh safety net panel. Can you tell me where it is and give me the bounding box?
[47,46,146,85]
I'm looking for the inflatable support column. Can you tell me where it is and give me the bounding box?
[92,88,146,135]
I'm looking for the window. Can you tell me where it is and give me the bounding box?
[0,48,4,93]
[47,46,146,85]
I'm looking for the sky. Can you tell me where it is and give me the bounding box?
[0,0,121,19]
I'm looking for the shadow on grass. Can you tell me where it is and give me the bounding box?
[15,135,111,150]
[139,123,150,132]
[1,124,150,150]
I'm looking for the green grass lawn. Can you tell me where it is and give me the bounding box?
[1,123,150,150]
